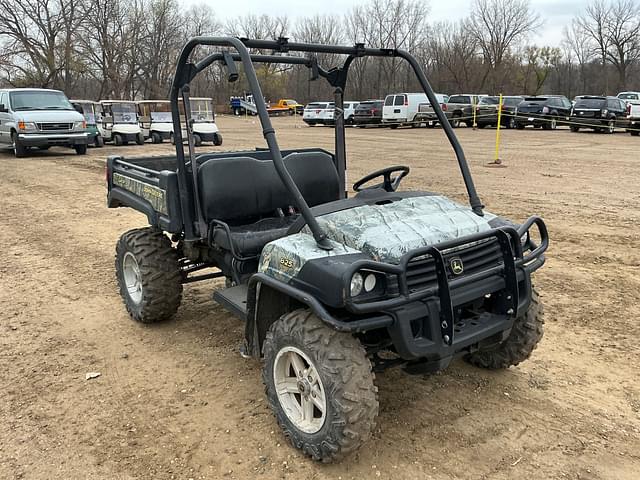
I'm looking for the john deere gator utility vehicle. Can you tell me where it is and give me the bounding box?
[106,37,549,462]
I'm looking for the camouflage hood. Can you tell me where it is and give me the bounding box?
[309,195,496,263]
[259,195,496,283]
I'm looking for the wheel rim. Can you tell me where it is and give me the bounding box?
[122,252,143,304]
[273,346,327,434]
[609,121,614,133]
[551,118,557,129]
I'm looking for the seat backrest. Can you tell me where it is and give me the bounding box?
[197,151,340,223]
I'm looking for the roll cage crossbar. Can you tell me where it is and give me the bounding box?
[170,36,485,249]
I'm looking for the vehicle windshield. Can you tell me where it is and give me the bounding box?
[448,95,470,104]
[306,103,329,109]
[108,103,137,123]
[575,98,606,108]
[480,97,500,105]
[190,99,215,121]
[10,91,74,111]
[73,102,97,124]
[140,102,172,122]
[503,97,523,106]
[618,93,638,100]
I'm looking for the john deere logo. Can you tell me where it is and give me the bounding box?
[450,258,464,275]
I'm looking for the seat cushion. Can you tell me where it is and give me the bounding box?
[198,151,340,224]
[212,216,298,256]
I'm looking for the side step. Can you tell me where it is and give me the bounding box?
[213,284,249,320]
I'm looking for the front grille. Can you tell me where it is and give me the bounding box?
[37,122,73,131]
[405,238,504,292]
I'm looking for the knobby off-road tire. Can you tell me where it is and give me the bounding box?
[115,228,182,323]
[465,289,544,369]
[262,309,379,463]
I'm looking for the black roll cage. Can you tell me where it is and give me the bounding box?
[170,36,485,249]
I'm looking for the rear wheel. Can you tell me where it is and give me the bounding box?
[570,125,580,132]
[136,133,145,145]
[465,289,544,369]
[193,133,202,146]
[170,133,175,145]
[549,117,558,130]
[151,132,162,144]
[262,309,378,463]
[74,144,87,155]
[113,133,123,146]
[115,228,183,323]
[506,117,516,129]
[213,132,223,146]
[95,135,104,147]
[516,123,525,130]
[12,132,27,158]
[607,119,615,134]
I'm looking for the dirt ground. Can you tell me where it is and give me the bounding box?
[1,116,639,480]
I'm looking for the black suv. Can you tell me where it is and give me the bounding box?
[570,96,631,133]
[353,100,384,126]
[515,96,572,130]
[475,96,524,129]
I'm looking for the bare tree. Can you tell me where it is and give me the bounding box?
[603,0,640,90]
[563,20,596,93]
[469,0,542,91]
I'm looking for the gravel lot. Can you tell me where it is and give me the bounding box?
[1,116,639,479]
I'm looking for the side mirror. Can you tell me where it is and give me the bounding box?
[0,104,7,113]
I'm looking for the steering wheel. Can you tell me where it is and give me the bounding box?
[353,165,410,193]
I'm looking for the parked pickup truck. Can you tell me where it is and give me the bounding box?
[628,103,640,136]
[267,99,304,116]
[443,94,488,127]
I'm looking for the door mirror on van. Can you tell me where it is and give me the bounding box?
[0,104,7,113]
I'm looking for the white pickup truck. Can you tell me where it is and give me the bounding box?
[627,103,640,136]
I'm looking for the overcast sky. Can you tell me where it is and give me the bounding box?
[193,0,584,46]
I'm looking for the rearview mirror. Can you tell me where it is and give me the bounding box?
[0,104,7,113]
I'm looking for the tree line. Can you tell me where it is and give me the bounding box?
[0,0,639,105]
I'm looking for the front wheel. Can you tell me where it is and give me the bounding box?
[12,132,27,158]
[213,132,223,146]
[115,228,183,323]
[464,289,544,369]
[151,132,162,144]
[262,310,378,462]
[193,133,202,147]
[74,144,87,155]
[607,119,615,134]
[95,135,104,147]
[136,133,145,145]
[113,133,123,146]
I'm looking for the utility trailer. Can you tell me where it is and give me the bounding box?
[106,37,549,462]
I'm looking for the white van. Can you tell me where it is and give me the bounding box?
[382,93,444,127]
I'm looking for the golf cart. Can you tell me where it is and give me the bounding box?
[71,100,104,147]
[179,97,222,146]
[99,100,144,146]
[106,37,549,462]
[137,100,174,143]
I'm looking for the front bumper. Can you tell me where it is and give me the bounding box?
[253,217,548,365]
[18,132,88,147]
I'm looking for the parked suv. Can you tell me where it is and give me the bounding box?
[570,96,631,133]
[475,96,524,129]
[515,95,572,130]
[0,88,88,157]
[354,100,384,126]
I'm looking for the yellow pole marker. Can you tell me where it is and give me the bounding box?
[493,94,503,165]
[472,97,477,130]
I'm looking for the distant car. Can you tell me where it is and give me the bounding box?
[383,92,448,128]
[474,96,524,129]
[570,96,631,133]
[303,102,334,126]
[444,94,488,127]
[353,100,384,127]
[617,91,640,105]
[627,103,640,136]
[327,101,359,125]
[411,93,450,127]
[514,95,572,130]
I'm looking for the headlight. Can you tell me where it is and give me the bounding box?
[350,272,364,297]
[74,121,86,131]
[364,273,377,292]
[18,121,37,131]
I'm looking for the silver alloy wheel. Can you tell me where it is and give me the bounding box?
[273,346,327,434]
[608,120,615,133]
[550,118,557,129]
[122,252,143,304]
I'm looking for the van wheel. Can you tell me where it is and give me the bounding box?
[74,144,87,155]
[115,228,183,323]
[113,133,123,146]
[136,133,145,145]
[213,132,223,146]
[12,132,27,158]
[95,135,104,147]
[263,309,378,463]
[193,133,202,146]
[151,132,162,144]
